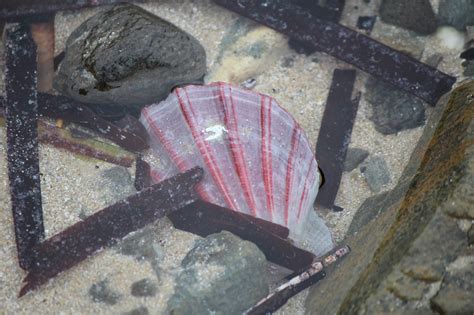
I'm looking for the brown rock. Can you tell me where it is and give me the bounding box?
[305,81,474,314]
[386,270,429,301]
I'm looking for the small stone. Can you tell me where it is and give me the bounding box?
[344,148,369,172]
[468,225,474,246]
[443,171,474,220]
[365,77,426,135]
[431,258,474,314]
[425,54,443,68]
[100,166,135,201]
[438,0,474,31]
[54,4,206,115]
[131,278,157,297]
[122,306,149,315]
[379,0,437,35]
[360,156,391,193]
[89,279,121,305]
[166,231,270,315]
[386,270,429,301]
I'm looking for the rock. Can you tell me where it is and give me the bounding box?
[346,191,391,236]
[100,166,135,202]
[386,270,429,301]
[122,306,149,315]
[425,54,443,68]
[398,211,466,282]
[360,156,391,192]
[442,165,474,220]
[131,278,157,297]
[54,4,206,116]
[305,81,474,314]
[344,148,369,172]
[166,231,270,315]
[365,77,426,135]
[464,61,474,77]
[438,0,474,31]
[379,0,437,35]
[431,257,474,314]
[468,225,474,246]
[89,279,121,305]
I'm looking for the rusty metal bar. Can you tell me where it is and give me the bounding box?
[212,0,456,105]
[316,69,359,211]
[20,168,203,297]
[5,23,44,270]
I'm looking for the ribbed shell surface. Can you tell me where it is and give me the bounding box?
[140,82,334,255]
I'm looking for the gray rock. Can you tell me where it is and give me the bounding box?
[166,231,270,315]
[366,77,426,135]
[100,166,135,202]
[346,191,391,236]
[89,279,121,305]
[469,225,474,246]
[438,0,474,31]
[463,60,474,77]
[379,0,437,35]
[386,270,429,301]
[131,278,157,297]
[360,156,391,193]
[344,148,369,172]
[431,258,474,314]
[115,226,165,278]
[54,4,206,115]
[122,306,149,315]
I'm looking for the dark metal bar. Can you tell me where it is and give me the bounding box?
[37,93,149,152]
[169,200,312,271]
[5,23,44,270]
[315,69,359,211]
[212,0,456,105]
[20,168,203,297]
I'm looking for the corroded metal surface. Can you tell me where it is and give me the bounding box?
[20,168,203,297]
[213,0,456,105]
[5,23,44,270]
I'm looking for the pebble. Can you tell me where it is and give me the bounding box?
[360,156,391,193]
[344,148,369,172]
[54,3,206,116]
[438,0,474,31]
[379,0,437,35]
[166,231,270,314]
[468,225,474,246]
[431,258,474,314]
[122,306,149,315]
[365,77,426,135]
[130,278,157,297]
[89,279,121,305]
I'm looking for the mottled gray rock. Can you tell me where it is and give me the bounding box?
[379,0,437,35]
[131,278,157,297]
[346,191,391,236]
[386,270,430,301]
[431,258,474,314]
[360,156,391,192]
[469,225,474,246]
[115,226,165,279]
[344,148,369,172]
[166,231,270,315]
[54,4,206,115]
[438,0,474,31]
[366,77,426,134]
[122,306,149,315]
[89,279,121,305]
[100,166,135,202]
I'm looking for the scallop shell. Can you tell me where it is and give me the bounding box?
[140,82,334,255]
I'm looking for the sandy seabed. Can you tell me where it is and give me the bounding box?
[0,0,466,313]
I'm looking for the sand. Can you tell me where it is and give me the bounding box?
[0,0,467,313]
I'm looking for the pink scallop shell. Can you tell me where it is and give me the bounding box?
[140,82,334,255]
